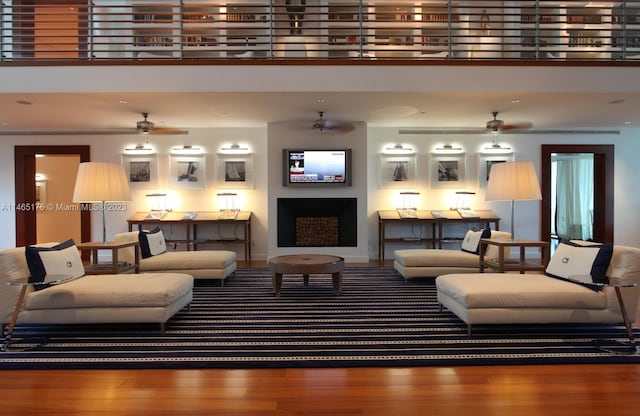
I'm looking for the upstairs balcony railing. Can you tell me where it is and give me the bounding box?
[2,1,640,64]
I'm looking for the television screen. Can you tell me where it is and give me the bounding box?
[283,149,352,186]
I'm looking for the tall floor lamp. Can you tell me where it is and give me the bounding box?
[72,162,131,243]
[486,161,541,240]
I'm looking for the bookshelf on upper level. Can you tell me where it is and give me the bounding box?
[3,1,640,63]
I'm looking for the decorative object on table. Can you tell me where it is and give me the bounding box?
[217,192,239,219]
[72,162,131,243]
[451,190,476,211]
[397,191,419,219]
[485,161,542,240]
[146,193,170,219]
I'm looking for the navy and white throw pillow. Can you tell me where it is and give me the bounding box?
[139,227,167,259]
[545,241,613,291]
[460,228,492,254]
[25,239,85,291]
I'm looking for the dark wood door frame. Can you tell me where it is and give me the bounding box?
[15,145,91,247]
[540,144,614,244]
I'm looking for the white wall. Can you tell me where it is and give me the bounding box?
[0,128,270,262]
[1,125,638,259]
[367,127,640,259]
[266,121,370,263]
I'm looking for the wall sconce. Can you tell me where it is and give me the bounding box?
[451,191,476,210]
[146,193,171,219]
[384,144,415,155]
[397,191,419,219]
[171,145,204,155]
[123,143,155,154]
[219,143,251,154]
[217,192,239,219]
[434,144,463,154]
[482,141,512,154]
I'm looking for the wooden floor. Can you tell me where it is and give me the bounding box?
[2,262,639,415]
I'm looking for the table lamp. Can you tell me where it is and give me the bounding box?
[72,162,131,243]
[486,161,541,240]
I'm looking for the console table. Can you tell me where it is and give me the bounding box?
[377,210,500,261]
[127,211,252,261]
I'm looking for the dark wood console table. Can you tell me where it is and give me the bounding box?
[127,211,252,261]
[377,210,500,261]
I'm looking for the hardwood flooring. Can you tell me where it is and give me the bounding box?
[1,365,639,415]
[1,261,639,415]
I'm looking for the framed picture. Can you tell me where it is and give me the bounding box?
[121,154,158,189]
[379,154,417,189]
[477,153,514,187]
[169,154,206,189]
[216,154,254,189]
[430,153,466,189]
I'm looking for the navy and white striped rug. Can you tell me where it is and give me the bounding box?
[2,267,639,369]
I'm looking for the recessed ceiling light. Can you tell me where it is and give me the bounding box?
[511,99,520,103]
[16,100,32,105]
[624,121,632,125]
[119,99,128,104]
[316,99,326,103]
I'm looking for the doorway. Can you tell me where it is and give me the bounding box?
[540,144,614,246]
[15,145,90,247]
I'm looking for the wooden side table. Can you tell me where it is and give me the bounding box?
[479,239,550,274]
[76,241,140,275]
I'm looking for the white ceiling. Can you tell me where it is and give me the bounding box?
[1,65,639,134]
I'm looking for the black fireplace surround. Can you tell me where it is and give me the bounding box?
[277,198,357,247]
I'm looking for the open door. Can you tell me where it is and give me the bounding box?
[15,145,91,246]
[540,144,614,245]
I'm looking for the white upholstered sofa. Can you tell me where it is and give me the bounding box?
[115,231,237,285]
[394,230,512,280]
[0,244,193,335]
[436,244,640,335]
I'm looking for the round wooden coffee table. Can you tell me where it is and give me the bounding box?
[268,254,345,296]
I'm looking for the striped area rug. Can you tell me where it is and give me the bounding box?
[2,267,639,369]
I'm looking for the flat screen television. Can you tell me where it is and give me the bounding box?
[283,149,352,186]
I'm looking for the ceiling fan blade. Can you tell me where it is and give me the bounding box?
[145,127,189,135]
[319,119,355,133]
[501,122,533,131]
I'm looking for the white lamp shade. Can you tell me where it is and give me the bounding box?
[486,161,542,201]
[73,162,131,202]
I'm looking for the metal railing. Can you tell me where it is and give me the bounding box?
[2,1,640,63]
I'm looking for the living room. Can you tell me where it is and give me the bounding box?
[1,65,640,258]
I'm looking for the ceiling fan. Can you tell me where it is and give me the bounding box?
[312,111,354,133]
[133,112,188,135]
[486,111,532,133]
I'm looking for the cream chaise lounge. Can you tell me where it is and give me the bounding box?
[436,243,640,335]
[0,243,194,335]
[394,230,512,280]
[115,230,237,286]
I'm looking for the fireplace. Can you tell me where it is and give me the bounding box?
[277,198,357,247]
